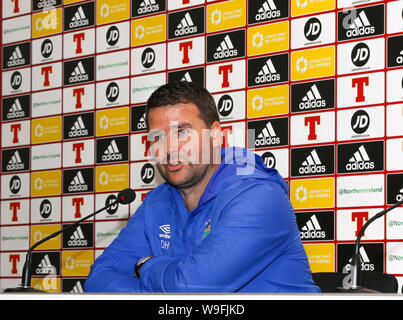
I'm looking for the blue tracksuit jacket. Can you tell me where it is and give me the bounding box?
[84,147,321,293]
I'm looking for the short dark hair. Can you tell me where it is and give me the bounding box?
[146,81,220,128]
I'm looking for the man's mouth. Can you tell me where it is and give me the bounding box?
[166,161,184,172]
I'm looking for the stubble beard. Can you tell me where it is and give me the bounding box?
[156,162,212,191]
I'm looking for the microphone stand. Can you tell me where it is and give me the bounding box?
[5,199,121,293]
[337,198,403,293]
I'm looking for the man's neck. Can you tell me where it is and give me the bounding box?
[179,163,220,211]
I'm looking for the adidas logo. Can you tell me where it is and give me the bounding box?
[137,113,147,130]
[255,58,280,84]
[6,98,25,119]
[6,151,25,171]
[346,11,375,38]
[299,84,326,110]
[102,139,123,162]
[255,121,280,146]
[396,188,403,202]
[69,6,89,29]
[345,246,374,272]
[138,0,159,15]
[181,72,192,82]
[70,281,84,293]
[255,0,281,21]
[36,0,57,10]
[346,145,375,171]
[396,50,403,65]
[7,46,26,68]
[35,254,56,275]
[69,61,89,84]
[68,226,88,247]
[68,116,88,138]
[214,35,238,60]
[300,214,326,239]
[299,149,325,175]
[68,170,88,192]
[175,12,197,37]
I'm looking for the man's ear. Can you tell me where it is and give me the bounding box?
[210,121,222,148]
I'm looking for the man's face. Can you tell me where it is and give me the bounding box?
[147,102,221,190]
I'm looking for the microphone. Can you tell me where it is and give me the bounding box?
[117,188,136,204]
[339,198,403,293]
[4,188,136,293]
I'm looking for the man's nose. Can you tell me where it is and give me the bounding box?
[166,131,180,153]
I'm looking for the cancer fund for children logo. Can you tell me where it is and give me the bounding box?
[290,177,335,209]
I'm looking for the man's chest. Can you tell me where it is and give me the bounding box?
[147,204,216,257]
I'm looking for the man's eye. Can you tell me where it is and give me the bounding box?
[149,132,166,142]
[178,129,189,137]
[155,134,165,142]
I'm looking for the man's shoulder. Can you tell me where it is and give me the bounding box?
[214,175,288,207]
[217,172,285,193]
[142,182,171,204]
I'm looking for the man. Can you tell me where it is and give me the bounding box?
[84,81,320,293]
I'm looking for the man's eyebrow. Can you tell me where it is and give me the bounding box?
[171,122,192,129]
[148,129,165,138]
[147,122,192,135]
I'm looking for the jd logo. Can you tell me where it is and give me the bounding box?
[106,82,119,103]
[41,39,53,58]
[9,175,21,194]
[106,25,120,47]
[11,71,22,90]
[40,199,52,219]
[105,194,118,215]
[141,163,154,184]
[261,151,276,168]
[351,43,370,67]
[351,109,370,134]
[304,17,322,41]
[217,94,233,117]
[141,48,155,69]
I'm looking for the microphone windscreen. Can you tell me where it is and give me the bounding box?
[117,188,136,204]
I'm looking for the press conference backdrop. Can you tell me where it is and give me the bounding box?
[0,0,403,293]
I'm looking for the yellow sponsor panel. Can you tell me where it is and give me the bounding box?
[247,21,289,56]
[31,277,60,293]
[31,170,61,197]
[97,0,130,25]
[62,250,94,276]
[96,107,129,136]
[32,8,62,38]
[247,85,289,118]
[290,177,335,209]
[206,0,246,33]
[32,116,62,144]
[96,164,129,192]
[30,224,61,250]
[303,243,335,272]
[131,14,166,47]
[64,0,85,4]
[291,46,335,81]
[291,0,335,17]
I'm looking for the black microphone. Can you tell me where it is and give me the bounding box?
[4,188,136,293]
[338,198,403,293]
